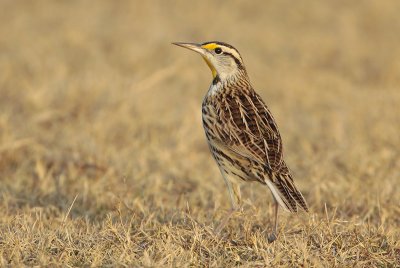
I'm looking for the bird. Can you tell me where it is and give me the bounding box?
[173,41,308,242]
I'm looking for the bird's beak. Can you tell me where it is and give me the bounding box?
[172,42,217,78]
[172,42,206,55]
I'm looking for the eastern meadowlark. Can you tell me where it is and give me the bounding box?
[173,41,309,242]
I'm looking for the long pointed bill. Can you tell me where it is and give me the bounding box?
[172,42,206,55]
[172,42,217,78]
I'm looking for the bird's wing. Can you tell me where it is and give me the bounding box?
[215,89,284,172]
[211,89,309,212]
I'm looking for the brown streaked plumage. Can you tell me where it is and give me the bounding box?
[173,41,308,242]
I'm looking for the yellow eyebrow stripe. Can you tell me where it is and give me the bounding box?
[201,43,218,50]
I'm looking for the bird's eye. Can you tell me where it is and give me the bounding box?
[214,47,222,54]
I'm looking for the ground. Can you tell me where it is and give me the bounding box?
[0,0,399,267]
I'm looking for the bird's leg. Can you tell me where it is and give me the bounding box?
[268,198,279,243]
[226,178,237,208]
[215,175,241,234]
[232,183,242,210]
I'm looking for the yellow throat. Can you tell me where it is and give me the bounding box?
[202,56,217,78]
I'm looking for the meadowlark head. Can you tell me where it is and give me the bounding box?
[173,41,246,82]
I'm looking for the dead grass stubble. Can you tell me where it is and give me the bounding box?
[0,0,400,266]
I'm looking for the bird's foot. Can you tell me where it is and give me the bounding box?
[267,232,277,243]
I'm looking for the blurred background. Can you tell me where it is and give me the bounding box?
[0,0,399,265]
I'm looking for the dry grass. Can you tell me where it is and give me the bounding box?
[1,0,400,267]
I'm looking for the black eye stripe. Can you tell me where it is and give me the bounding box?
[201,41,243,61]
[222,51,242,67]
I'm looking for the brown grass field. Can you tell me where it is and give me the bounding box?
[1,0,400,267]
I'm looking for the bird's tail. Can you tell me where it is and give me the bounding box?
[266,172,309,213]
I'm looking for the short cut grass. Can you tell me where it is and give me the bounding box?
[0,0,399,266]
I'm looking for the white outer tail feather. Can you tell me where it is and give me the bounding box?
[265,180,291,212]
